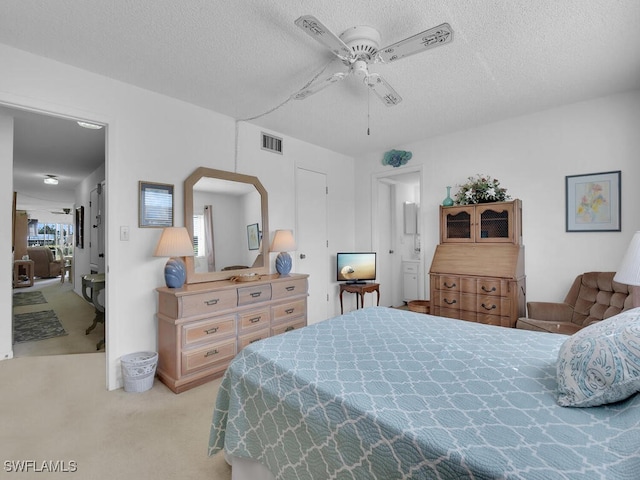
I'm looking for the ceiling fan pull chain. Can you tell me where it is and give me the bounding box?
[367,88,371,135]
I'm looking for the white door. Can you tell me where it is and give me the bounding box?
[296,168,329,325]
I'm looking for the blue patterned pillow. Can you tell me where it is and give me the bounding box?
[556,307,640,407]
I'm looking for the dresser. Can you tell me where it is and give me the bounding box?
[430,200,525,328]
[156,273,308,393]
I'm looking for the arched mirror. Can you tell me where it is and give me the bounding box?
[184,167,269,284]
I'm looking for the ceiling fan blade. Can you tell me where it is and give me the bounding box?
[294,15,353,61]
[377,23,453,63]
[292,72,348,100]
[366,74,402,107]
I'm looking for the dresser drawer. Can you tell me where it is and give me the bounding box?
[181,338,236,376]
[237,284,272,306]
[438,307,460,319]
[272,278,308,299]
[477,295,510,316]
[477,278,504,297]
[271,317,306,337]
[238,327,270,351]
[272,298,306,321]
[437,290,460,309]
[182,315,236,347]
[238,307,271,332]
[181,289,237,318]
[477,313,510,327]
[437,275,460,292]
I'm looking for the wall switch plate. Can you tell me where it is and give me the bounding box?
[120,226,130,241]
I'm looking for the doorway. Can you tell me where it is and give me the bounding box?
[372,167,423,308]
[7,105,107,358]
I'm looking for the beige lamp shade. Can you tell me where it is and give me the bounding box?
[270,229,296,252]
[614,231,640,308]
[153,227,194,258]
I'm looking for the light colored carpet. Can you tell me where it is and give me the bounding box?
[12,278,104,356]
[0,353,231,479]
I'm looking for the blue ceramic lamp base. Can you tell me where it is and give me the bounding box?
[165,257,187,288]
[275,252,292,276]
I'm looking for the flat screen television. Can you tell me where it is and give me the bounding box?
[336,252,376,284]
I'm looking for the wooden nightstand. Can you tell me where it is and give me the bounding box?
[339,283,380,314]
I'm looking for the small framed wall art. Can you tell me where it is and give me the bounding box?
[565,170,621,232]
[247,223,260,250]
[139,181,174,228]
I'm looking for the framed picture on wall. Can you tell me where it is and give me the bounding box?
[566,170,621,232]
[247,223,260,250]
[75,206,84,248]
[139,181,174,228]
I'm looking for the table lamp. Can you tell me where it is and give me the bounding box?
[270,229,296,275]
[154,227,194,288]
[614,231,640,308]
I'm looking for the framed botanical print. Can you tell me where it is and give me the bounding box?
[566,170,621,232]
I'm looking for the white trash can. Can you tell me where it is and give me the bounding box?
[121,351,158,393]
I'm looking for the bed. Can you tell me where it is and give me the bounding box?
[209,306,640,479]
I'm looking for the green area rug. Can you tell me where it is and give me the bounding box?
[13,310,67,344]
[12,291,47,307]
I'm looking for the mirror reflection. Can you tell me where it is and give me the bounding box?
[192,177,263,273]
[184,167,269,284]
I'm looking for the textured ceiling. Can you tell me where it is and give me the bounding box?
[1,0,640,160]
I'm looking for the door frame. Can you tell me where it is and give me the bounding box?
[1,94,111,388]
[371,165,424,305]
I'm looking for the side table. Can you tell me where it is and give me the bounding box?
[13,260,35,288]
[339,283,380,314]
[82,273,106,350]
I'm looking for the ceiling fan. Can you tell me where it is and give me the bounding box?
[50,208,72,215]
[292,15,453,106]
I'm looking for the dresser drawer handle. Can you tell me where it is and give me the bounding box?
[250,292,262,298]
[481,303,497,311]
[285,326,295,332]
[249,316,262,323]
[204,349,219,357]
[205,299,219,306]
[249,337,262,344]
[285,286,295,291]
[285,308,295,314]
[481,286,497,293]
[443,299,457,305]
[204,327,219,335]
[444,282,457,289]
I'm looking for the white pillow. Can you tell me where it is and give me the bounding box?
[556,307,640,407]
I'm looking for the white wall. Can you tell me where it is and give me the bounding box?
[355,90,640,304]
[0,44,355,388]
[236,121,357,318]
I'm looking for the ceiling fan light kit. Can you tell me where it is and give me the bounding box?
[293,15,453,106]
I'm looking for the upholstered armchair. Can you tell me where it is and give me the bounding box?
[26,246,64,280]
[516,271,633,335]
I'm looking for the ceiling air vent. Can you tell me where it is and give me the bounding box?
[261,132,283,155]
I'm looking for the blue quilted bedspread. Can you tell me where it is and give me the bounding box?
[209,307,640,479]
